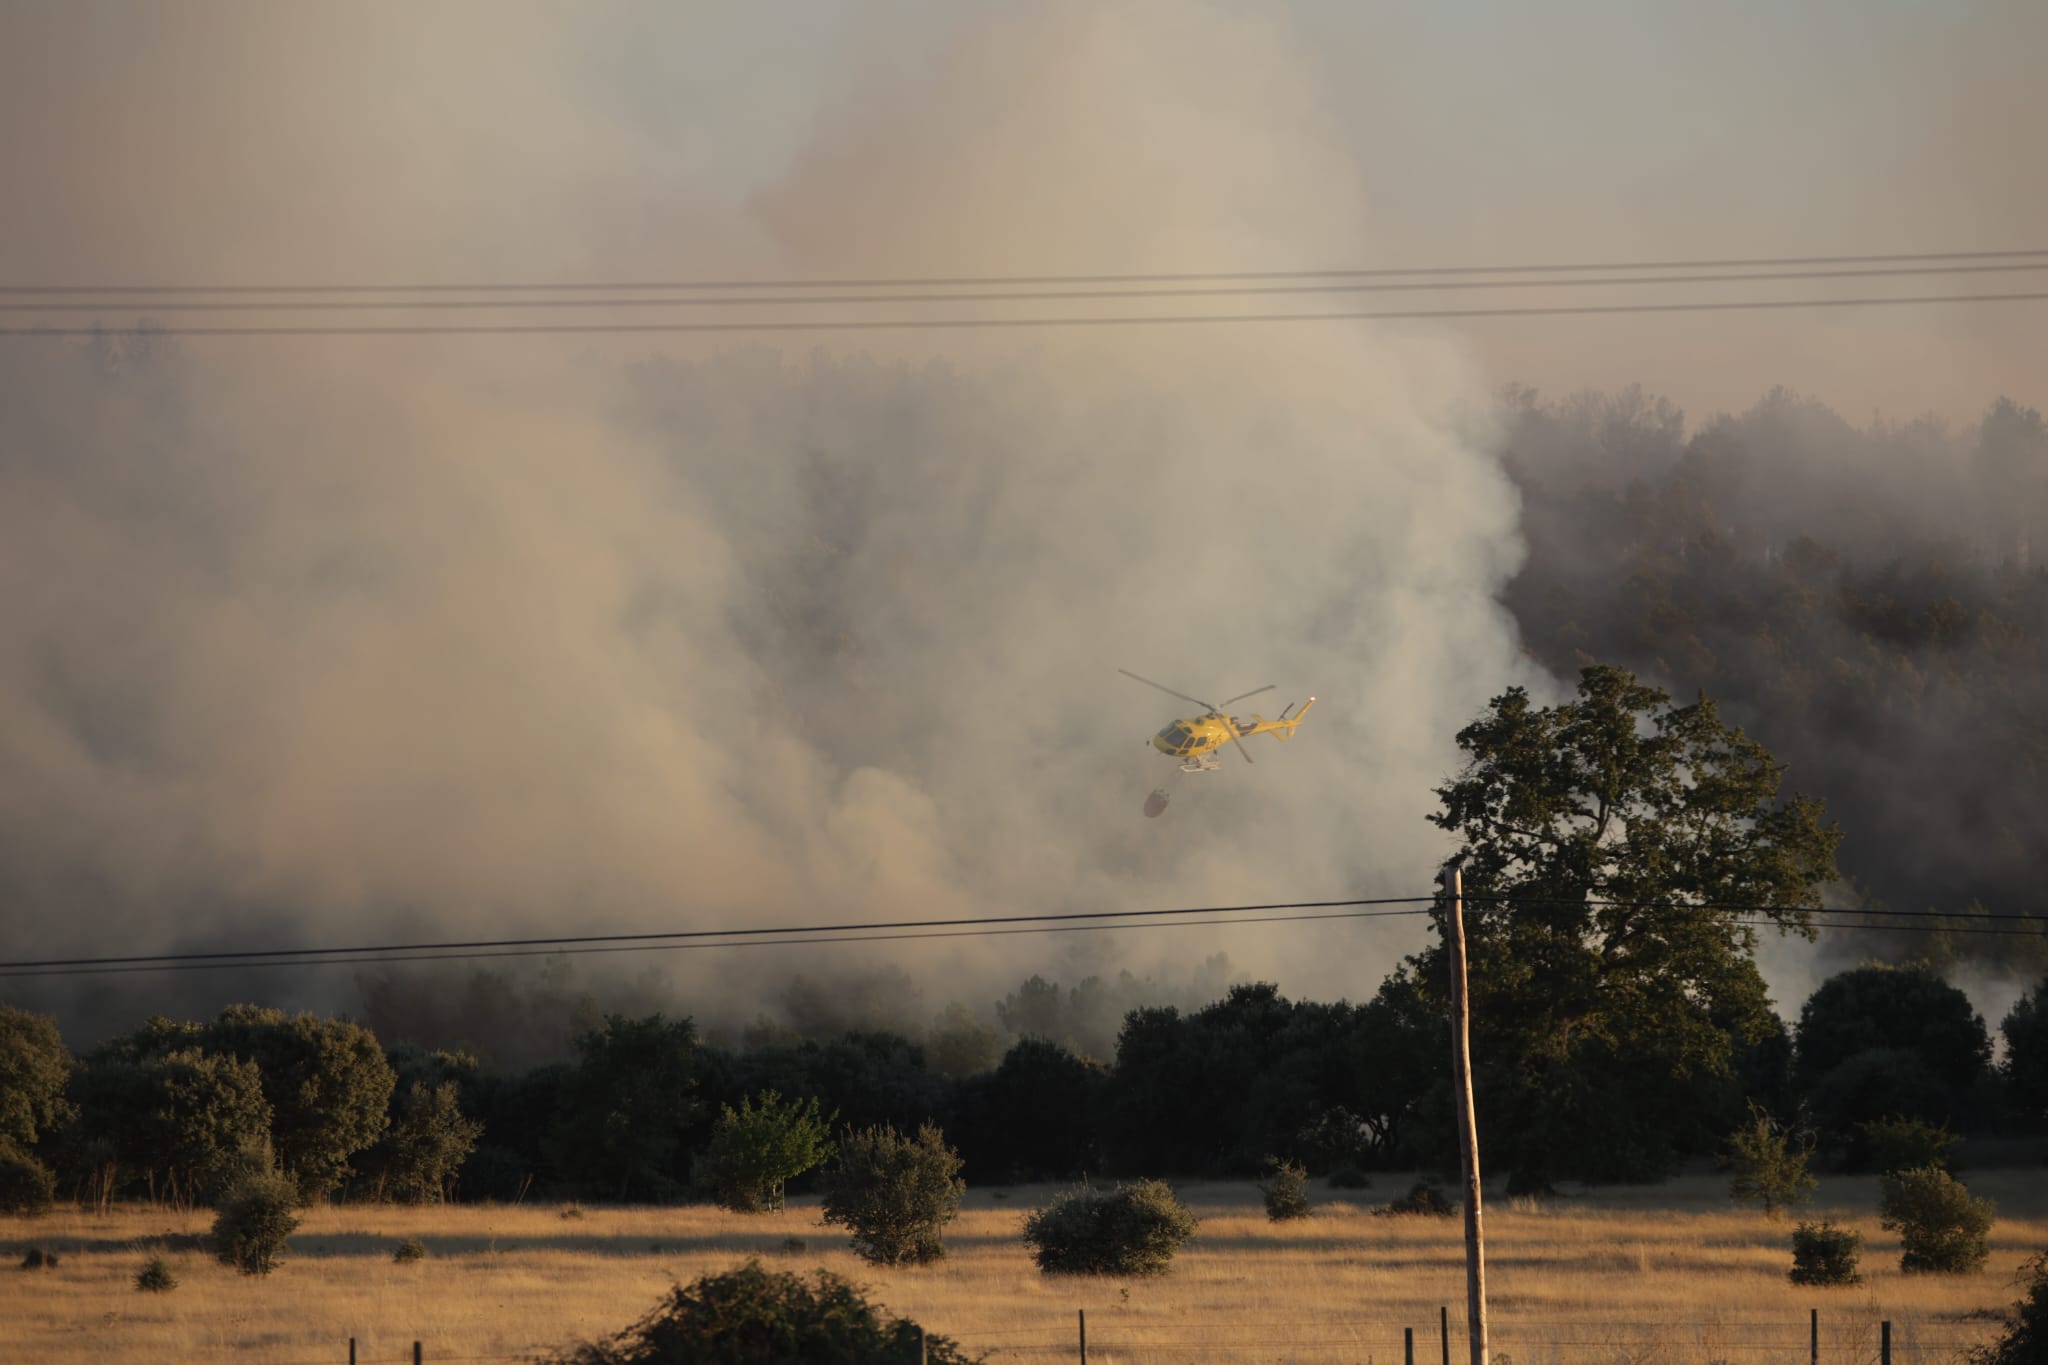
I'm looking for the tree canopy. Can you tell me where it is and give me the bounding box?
[1409,663,1840,1187]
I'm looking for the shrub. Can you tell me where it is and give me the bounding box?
[820,1123,964,1266]
[1879,1166,1993,1274]
[0,1142,56,1216]
[1788,1221,1863,1286]
[1860,1115,1959,1174]
[1725,1104,1817,1218]
[1325,1165,1372,1190]
[211,1170,302,1275]
[699,1091,835,1213]
[1969,1252,2048,1365]
[135,1256,179,1292]
[19,1247,58,1269]
[393,1237,427,1264]
[1020,1180,1197,1276]
[541,1258,983,1364]
[1378,1182,1455,1217]
[1258,1158,1312,1221]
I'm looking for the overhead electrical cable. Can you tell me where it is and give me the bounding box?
[6,246,2046,294]
[0,907,1437,981]
[2,892,2038,982]
[0,895,1437,973]
[5,289,2047,338]
[9,262,2048,313]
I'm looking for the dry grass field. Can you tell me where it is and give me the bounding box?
[2,1171,2043,1364]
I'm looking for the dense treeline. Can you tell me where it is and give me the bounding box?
[1501,388,2048,973]
[3,962,2044,1213]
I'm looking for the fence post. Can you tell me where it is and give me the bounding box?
[1441,1305,1450,1365]
[1078,1308,1087,1365]
[918,1323,926,1365]
[1881,1320,1891,1365]
[1809,1308,1817,1365]
[1406,1326,1415,1364]
[414,1342,423,1365]
[348,1339,356,1365]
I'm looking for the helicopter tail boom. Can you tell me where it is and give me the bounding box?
[1269,695,1316,739]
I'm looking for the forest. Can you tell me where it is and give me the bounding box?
[2,956,2045,1216]
[1500,388,2048,973]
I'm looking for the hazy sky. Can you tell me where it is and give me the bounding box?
[7,1,2039,416]
[0,2,2040,1034]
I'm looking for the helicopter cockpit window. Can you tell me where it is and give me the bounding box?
[1157,724,1189,748]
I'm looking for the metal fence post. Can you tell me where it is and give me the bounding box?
[1881,1320,1891,1365]
[1078,1308,1087,1365]
[348,1339,356,1365]
[1809,1307,1817,1365]
[414,1342,423,1365]
[1406,1326,1415,1364]
[1441,1305,1450,1365]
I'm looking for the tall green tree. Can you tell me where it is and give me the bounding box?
[1414,664,1840,1188]
[200,1006,395,1203]
[0,1007,75,1152]
[548,1013,700,1202]
[1793,965,1991,1156]
[2004,977,2048,1130]
[71,1045,273,1207]
[375,1081,484,1204]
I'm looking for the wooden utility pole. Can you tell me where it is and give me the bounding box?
[1442,861,1489,1365]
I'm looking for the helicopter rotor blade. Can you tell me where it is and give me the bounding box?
[1231,729,1255,764]
[1117,669,1215,712]
[1215,684,1276,710]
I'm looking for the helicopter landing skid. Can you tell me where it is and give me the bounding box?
[1178,755,1221,774]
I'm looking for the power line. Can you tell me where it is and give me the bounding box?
[0,906,1437,981]
[5,289,2046,337]
[9,262,2048,313]
[0,895,1435,973]
[3,891,2037,983]
[7,246,2046,294]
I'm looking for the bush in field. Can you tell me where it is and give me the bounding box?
[699,1091,835,1213]
[20,1247,58,1269]
[1726,1104,1816,1217]
[211,1170,302,1275]
[1969,1252,2048,1365]
[820,1123,964,1266]
[393,1237,427,1264]
[135,1256,178,1292]
[1020,1180,1197,1276]
[1258,1157,1312,1221]
[543,1259,983,1364]
[1788,1221,1863,1286]
[1860,1115,1959,1174]
[0,1142,57,1216]
[1378,1182,1455,1217]
[1879,1166,1993,1274]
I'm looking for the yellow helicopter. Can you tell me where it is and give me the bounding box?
[1119,669,1317,774]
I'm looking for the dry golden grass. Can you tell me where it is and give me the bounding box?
[1,1171,2042,1364]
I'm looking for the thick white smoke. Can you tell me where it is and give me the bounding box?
[0,3,1541,1035]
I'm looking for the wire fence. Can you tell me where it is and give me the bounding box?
[282,1308,2005,1364]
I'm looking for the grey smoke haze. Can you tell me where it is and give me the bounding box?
[0,3,1536,1041]
[2,2,2039,1045]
